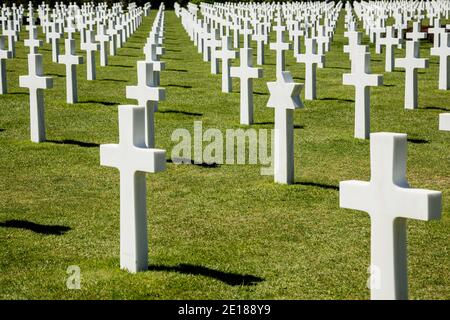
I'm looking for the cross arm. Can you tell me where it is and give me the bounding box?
[19,75,53,90]
[100,144,121,169]
[395,187,441,221]
[339,180,371,213]
[132,147,166,173]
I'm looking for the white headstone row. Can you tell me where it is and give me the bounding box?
[102,4,445,303]
[103,2,167,273]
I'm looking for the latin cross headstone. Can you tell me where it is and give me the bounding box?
[96,24,110,66]
[230,48,263,125]
[296,37,324,100]
[344,30,367,61]
[340,132,441,300]
[143,40,165,111]
[427,18,444,49]
[0,35,12,94]
[291,21,304,57]
[406,21,426,55]
[395,40,429,109]
[430,32,450,90]
[343,45,383,139]
[126,61,165,148]
[267,71,303,184]
[208,28,221,74]
[252,23,267,65]
[19,53,53,142]
[3,19,17,58]
[270,18,292,79]
[379,26,401,72]
[100,105,166,273]
[106,20,118,56]
[230,18,240,48]
[215,36,237,93]
[80,29,100,81]
[24,25,42,54]
[241,20,252,48]
[48,22,62,63]
[58,38,83,104]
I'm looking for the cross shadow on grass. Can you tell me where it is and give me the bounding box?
[0,128,5,132]
[160,109,202,116]
[46,73,65,78]
[165,68,188,72]
[47,139,100,148]
[109,64,134,68]
[98,78,128,83]
[116,53,140,58]
[167,158,219,168]
[326,66,350,70]
[164,57,183,61]
[319,97,355,103]
[148,264,264,286]
[78,100,119,106]
[0,219,71,235]
[7,92,28,95]
[295,181,339,191]
[254,121,303,129]
[166,84,193,89]
[422,106,450,111]
[408,138,430,144]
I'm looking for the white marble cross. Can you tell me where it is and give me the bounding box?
[344,30,367,61]
[24,25,42,54]
[316,25,330,60]
[270,18,292,79]
[19,53,53,142]
[0,35,12,95]
[395,40,429,109]
[106,21,118,56]
[230,19,240,48]
[96,24,110,67]
[81,30,99,81]
[241,20,252,48]
[58,39,83,104]
[126,61,165,148]
[252,23,267,65]
[343,45,383,139]
[340,132,441,300]
[65,16,77,40]
[115,18,124,49]
[48,22,62,63]
[407,23,425,42]
[430,32,450,90]
[230,48,263,125]
[215,36,237,93]
[372,24,385,54]
[100,105,166,273]
[379,26,401,72]
[3,19,17,58]
[291,21,304,57]
[428,18,444,49]
[267,71,303,184]
[296,38,324,100]
[208,29,221,74]
[143,39,165,111]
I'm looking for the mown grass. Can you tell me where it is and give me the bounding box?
[0,10,449,299]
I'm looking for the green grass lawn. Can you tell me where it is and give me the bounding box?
[0,10,449,299]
